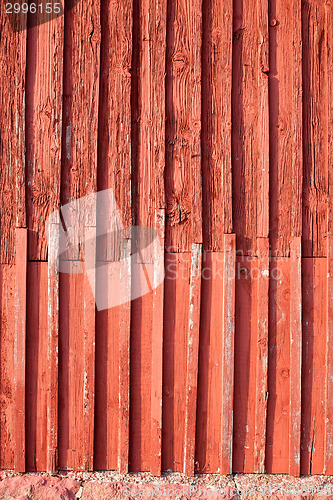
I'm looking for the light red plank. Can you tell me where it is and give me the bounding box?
[196,235,235,473]
[254,238,269,473]
[202,0,233,250]
[58,0,100,471]
[14,228,27,472]
[269,0,302,257]
[301,258,327,474]
[232,0,269,254]
[0,4,26,264]
[163,251,201,472]
[289,238,302,476]
[183,244,202,475]
[25,11,63,261]
[26,263,49,471]
[0,266,17,469]
[302,0,329,257]
[165,0,202,251]
[130,0,166,474]
[94,0,132,473]
[326,236,333,473]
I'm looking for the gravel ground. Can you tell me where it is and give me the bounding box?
[0,471,332,499]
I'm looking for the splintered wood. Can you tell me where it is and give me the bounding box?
[0,0,332,476]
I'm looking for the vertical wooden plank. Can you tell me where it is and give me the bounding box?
[266,0,303,477]
[302,0,329,258]
[266,242,302,476]
[266,258,291,473]
[46,222,59,472]
[325,0,333,476]
[221,234,236,474]
[26,12,63,261]
[254,238,269,473]
[26,262,49,471]
[0,2,26,263]
[165,0,202,251]
[24,5,64,472]
[232,0,269,473]
[59,0,100,471]
[0,266,17,469]
[233,255,258,472]
[183,244,202,475]
[0,3,26,472]
[196,236,235,474]
[162,0,201,474]
[130,0,166,474]
[268,0,303,257]
[301,258,327,474]
[232,0,269,254]
[94,0,132,473]
[201,0,233,250]
[326,236,333,473]
[162,252,196,472]
[14,228,27,472]
[289,237,302,476]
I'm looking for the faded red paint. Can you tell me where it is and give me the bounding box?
[0,0,332,477]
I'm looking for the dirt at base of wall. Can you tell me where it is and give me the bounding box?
[0,471,332,499]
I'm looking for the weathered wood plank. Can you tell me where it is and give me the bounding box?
[266,245,302,476]
[302,0,329,257]
[26,12,63,261]
[326,236,333,473]
[202,0,232,250]
[269,0,303,257]
[196,235,235,474]
[289,237,302,476]
[93,0,132,473]
[0,266,17,469]
[25,262,49,471]
[0,7,26,263]
[254,238,269,473]
[232,0,269,254]
[165,0,202,251]
[46,222,59,472]
[14,228,27,472]
[301,258,327,474]
[130,0,166,474]
[58,0,100,471]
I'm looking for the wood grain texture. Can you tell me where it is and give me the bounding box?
[232,0,269,254]
[301,258,327,474]
[26,11,63,261]
[165,0,202,251]
[94,0,132,473]
[269,0,303,257]
[233,246,269,473]
[254,238,269,473]
[58,0,100,471]
[0,266,17,469]
[196,235,235,474]
[326,236,333,473]
[14,228,27,472]
[289,238,302,476]
[202,0,232,250]
[302,0,329,257]
[0,8,26,263]
[1,0,333,477]
[130,0,166,475]
[25,262,49,471]
[162,249,201,473]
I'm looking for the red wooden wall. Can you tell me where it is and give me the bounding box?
[0,0,332,475]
